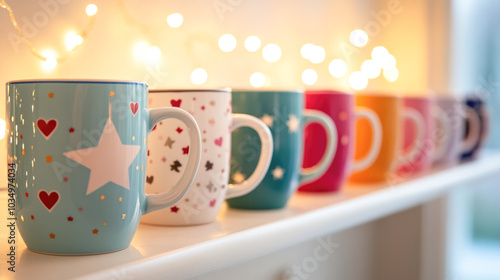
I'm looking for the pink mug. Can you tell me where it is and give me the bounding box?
[300,90,382,192]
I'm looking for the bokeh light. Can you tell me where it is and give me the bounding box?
[349,71,368,90]
[41,50,58,71]
[218,34,237,52]
[65,32,83,51]
[262,44,281,63]
[383,67,399,82]
[167,13,183,28]
[350,29,369,47]
[85,4,98,16]
[329,59,348,78]
[361,60,381,79]
[302,69,318,85]
[371,46,390,66]
[250,72,266,88]
[244,36,261,52]
[191,68,208,85]
[309,46,326,64]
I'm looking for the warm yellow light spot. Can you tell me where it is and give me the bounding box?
[262,44,281,63]
[100,195,105,200]
[218,34,237,52]
[145,46,162,64]
[244,36,261,52]
[329,59,348,78]
[122,214,126,219]
[350,29,369,47]
[190,68,208,85]
[136,165,139,170]
[132,136,135,141]
[21,215,24,222]
[65,32,83,51]
[109,91,115,97]
[41,54,57,71]
[349,71,368,90]
[371,46,390,66]
[167,13,183,28]
[86,4,98,16]
[249,72,266,88]
[302,69,318,85]
[119,197,123,202]
[383,67,399,82]
[361,60,382,79]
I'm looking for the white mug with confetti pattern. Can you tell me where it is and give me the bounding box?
[141,89,273,225]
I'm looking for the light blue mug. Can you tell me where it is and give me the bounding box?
[6,80,202,255]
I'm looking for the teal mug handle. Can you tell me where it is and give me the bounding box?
[144,107,202,214]
[299,109,337,185]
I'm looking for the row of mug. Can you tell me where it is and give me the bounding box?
[6,80,488,255]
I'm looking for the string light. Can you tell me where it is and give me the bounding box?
[218,34,237,52]
[349,71,368,90]
[244,36,261,52]
[133,42,162,64]
[309,45,326,64]
[0,0,97,69]
[371,46,390,66]
[383,67,399,82]
[250,72,266,88]
[350,29,368,47]
[381,54,396,70]
[167,13,183,28]
[361,60,381,79]
[302,69,318,85]
[262,44,281,63]
[191,68,208,85]
[65,32,84,51]
[301,44,315,60]
[329,59,348,78]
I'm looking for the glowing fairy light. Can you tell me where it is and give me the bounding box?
[383,67,399,82]
[302,69,318,85]
[350,29,369,47]
[86,4,98,16]
[250,72,266,88]
[349,71,368,90]
[371,46,390,66]
[244,36,261,52]
[65,32,83,51]
[329,59,348,78]
[191,68,208,85]
[218,34,237,52]
[262,44,281,63]
[167,13,183,28]
[41,50,58,71]
[309,45,326,64]
[361,60,381,79]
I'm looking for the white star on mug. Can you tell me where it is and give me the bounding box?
[272,166,284,180]
[287,115,299,132]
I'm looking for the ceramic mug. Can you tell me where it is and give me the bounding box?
[227,90,337,209]
[432,95,465,166]
[349,93,402,183]
[395,96,435,177]
[299,90,382,192]
[461,96,489,160]
[7,80,202,254]
[141,89,273,225]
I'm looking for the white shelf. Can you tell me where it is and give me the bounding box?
[2,152,500,280]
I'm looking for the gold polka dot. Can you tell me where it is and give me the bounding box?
[339,112,348,121]
[109,91,115,97]
[103,222,107,226]
[144,138,146,144]
[136,165,139,170]
[132,136,135,141]
[21,215,24,222]
[122,214,126,219]
[119,197,123,202]
[341,135,349,146]
[100,195,105,200]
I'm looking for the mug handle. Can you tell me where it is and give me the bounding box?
[351,107,382,173]
[225,114,273,199]
[299,109,337,184]
[432,106,451,161]
[144,108,202,214]
[461,107,481,153]
[401,108,425,162]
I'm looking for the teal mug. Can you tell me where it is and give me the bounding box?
[6,80,202,255]
[227,90,337,209]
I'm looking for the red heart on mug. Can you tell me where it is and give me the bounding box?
[130,103,139,115]
[38,190,60,211]
[214,137,223,147]
[37,118,57,139]
[170,99,182,107]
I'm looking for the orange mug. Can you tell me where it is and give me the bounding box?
[349,93,402,183]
